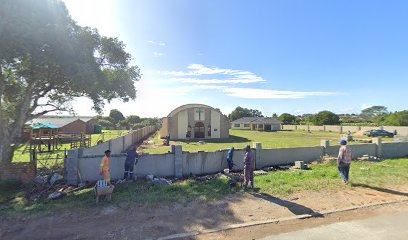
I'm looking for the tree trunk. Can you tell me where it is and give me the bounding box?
[0,140,14,164]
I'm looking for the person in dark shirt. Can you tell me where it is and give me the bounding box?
[124,147,139,180]
[226,147,235,171]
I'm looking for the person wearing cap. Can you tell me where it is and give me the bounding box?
[243,145,254,188]
[124,147,139,180]
[337,140,352,184]
[100,150,111,184]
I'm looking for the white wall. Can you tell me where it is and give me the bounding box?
[177,109,188,139]
[211,110,221,138]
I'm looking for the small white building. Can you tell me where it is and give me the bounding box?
[231,117,281,131]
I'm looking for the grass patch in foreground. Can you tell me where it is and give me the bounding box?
[256,158,408,196]
[0,177,239,219]
[1,158,407,219]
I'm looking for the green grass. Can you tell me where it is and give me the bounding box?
[256,159,408,196]
[1,158,407,219]
[12,130,129,164]
[0,177,237,219]
[145,130,388,154]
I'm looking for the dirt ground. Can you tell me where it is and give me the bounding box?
[1,184,407,240]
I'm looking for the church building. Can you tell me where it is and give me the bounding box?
[160,104,230,140]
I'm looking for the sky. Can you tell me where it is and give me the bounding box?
[62,0,408,117]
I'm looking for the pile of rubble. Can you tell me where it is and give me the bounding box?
[30,173,89,201]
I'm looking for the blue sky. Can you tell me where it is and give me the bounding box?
[63,0,408,117]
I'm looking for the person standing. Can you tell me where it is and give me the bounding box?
[100,150,111,184]
[243,145,254,188]
[337,140,352,184]
[124,147,139,180]
[226,147,235,171]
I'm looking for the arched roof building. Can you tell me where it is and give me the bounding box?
[160,104,230,140]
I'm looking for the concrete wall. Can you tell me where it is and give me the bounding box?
[81,126,156,156]
[309,126,325,131]
[297,125,309,131]
[68,137,408,184]
[258,147,322,168]
[281,125,297,130]
[342,126,360,133]
[324,125,342,132]
[382,142,408,159]
[325,143,377,159]
[281,125,408,136]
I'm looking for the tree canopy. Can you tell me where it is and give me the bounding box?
[228,106,263,121]
[109,109,126,124]
[0,0,141,163]
[278,113,297,125]
[361,106,388,119]
[383,111,408,126]
[311,111,340,125]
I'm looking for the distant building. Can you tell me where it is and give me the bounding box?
[231,117,281,131]
[27,116,97,135]
[160,104,230,140]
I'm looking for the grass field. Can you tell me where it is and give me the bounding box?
[144,129,390,154]
[12,130,129,163]
[1,158,407,219]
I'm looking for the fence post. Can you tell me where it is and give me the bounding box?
[373,137,382,159]
[321,140,330,157]
[173,145,183,178]
[66,149,80,185]
[253,142,262,170]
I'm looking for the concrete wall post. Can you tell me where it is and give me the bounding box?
[253,142,262,170]
[321,140,330,156]
[373,137,382,159]
[66,149,80,185]
[173,145,183,178]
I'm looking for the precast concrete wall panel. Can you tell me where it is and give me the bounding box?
[134,154,174,177]
[382,142,408,159]
[259,147,322,167]
[309,126,325,131]
[325,126,342,132]
[342,126,360,133]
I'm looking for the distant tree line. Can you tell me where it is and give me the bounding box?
[228,106,408,126]
[97,109,160,130]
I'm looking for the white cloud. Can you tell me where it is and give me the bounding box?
[153,52,164,57]
[161,64,266,84]
[148,40,166,46]
[222,87,345,99]
[171,77,263,84]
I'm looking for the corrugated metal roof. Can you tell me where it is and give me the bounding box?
[32,123,59,129]
[28,116,94,128]
[231,117,281,125]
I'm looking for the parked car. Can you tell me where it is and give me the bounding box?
[363,129,394,137]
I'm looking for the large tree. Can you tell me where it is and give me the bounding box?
[0,0,141,163]
[278,113,297,125]
[109,109,125,124]
[361,106,388,120]
[228,106,264,121]
[311,111,340,125]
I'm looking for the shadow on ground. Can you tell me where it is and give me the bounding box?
[250,191,323,217]
[352,183,408,197]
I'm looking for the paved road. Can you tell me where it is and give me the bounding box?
[260,211,408,240]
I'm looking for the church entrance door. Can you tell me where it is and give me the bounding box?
[194,122,205,138]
